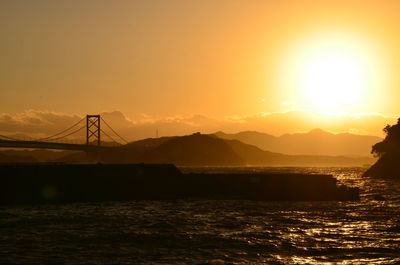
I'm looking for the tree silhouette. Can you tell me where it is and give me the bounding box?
[371,118,400,157]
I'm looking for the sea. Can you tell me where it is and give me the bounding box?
[0,167,399,264]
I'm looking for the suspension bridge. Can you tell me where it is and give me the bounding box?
[0,115,128,151]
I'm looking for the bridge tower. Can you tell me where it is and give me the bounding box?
[86,115,101,146]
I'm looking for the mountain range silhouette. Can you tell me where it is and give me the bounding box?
[0,130,377,166]
[214,129,381,156]
[0,133,371,166]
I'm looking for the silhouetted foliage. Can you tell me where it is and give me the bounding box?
[371,118,400,157]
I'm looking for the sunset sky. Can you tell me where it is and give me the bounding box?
[1,0,400,137]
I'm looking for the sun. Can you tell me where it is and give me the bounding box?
[280,32,384,114]
[300,49,366,112]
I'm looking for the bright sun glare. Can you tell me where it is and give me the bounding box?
[300,49,366,112]
[281,32,384,114]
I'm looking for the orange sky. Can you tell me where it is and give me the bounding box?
[1,0,399,135]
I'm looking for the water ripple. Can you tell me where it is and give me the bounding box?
[0,167,399,264]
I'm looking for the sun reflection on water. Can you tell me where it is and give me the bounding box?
[0,167,399,264]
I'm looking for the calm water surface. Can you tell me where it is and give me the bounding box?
[0,167,399,264]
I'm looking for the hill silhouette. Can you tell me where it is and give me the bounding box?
[214,129,381,156]
[0,133,375,166]
[364,118,400,178]
[221,138,374,166]
[44,133,245,166]
[32,133,373,166]
[136,133,245,165]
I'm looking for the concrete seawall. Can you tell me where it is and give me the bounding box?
[0,164,359,205]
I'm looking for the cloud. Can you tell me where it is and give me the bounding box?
[0,109,396,143]
[0,110,82,137]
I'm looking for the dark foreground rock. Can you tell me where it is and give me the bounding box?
[363,152,400,178]
[0,164,359,205]
[363,118,400,179]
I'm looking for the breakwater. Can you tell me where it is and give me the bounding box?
[0,164,359,204]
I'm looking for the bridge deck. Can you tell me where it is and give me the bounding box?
[0,140,118,151]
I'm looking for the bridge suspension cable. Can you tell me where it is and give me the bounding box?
[42,125,86,142]
[0,114,128,147]
[100,129,119,144]
[0,134,20,141]
[100,117,128,144]
[35,117,86,141]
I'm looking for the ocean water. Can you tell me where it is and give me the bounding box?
[0,167,399,264]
